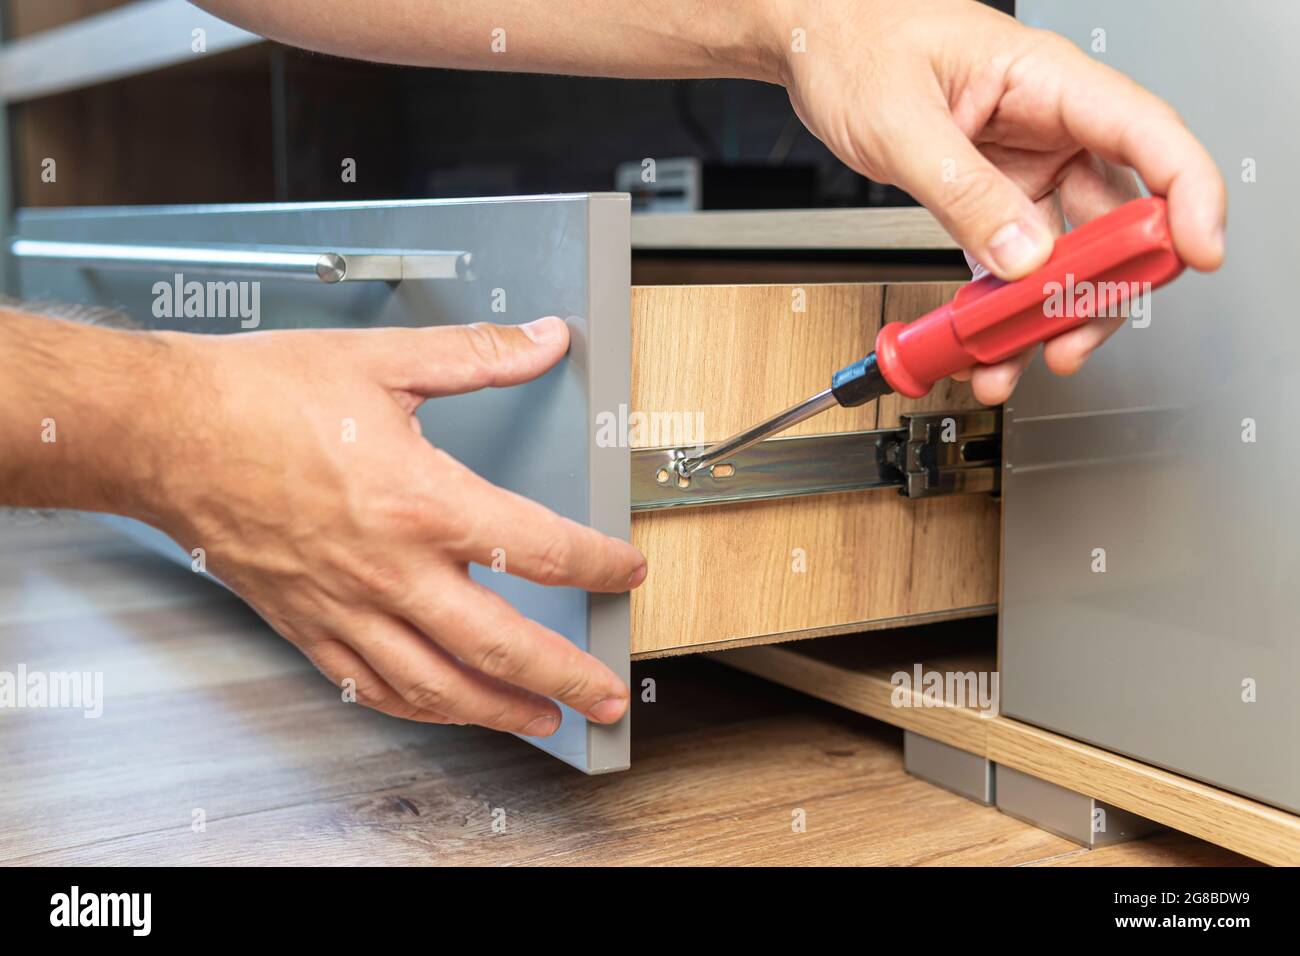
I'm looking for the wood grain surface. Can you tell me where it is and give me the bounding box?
[10,45,274,207]
[720,628,1295,866]
[629,282,999,656]
[631,283,885,445]
[0,514,1243,865]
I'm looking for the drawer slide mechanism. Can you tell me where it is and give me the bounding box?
[631,410,1000,512]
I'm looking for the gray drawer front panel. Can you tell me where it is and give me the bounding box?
[1008,2,1300,811]
[13,194,632,773]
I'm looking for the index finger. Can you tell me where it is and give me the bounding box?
[1051,42,1226,271]
[433,448,647,593]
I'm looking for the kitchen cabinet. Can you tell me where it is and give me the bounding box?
[1001,0,1300,817]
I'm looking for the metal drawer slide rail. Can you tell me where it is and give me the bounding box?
[631,409,1001,512]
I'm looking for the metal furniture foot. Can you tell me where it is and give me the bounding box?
[903,730,995,805]
[996,764,1162,847]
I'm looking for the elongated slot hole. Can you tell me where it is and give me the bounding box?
[710,463,736,479]
[961,439,999,463]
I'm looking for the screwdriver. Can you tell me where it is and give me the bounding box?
[675,196,1187,478]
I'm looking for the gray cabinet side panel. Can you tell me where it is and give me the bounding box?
[1006,2,1300,811]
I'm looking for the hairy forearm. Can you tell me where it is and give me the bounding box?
[194,0,792,84]
[0,308,181,519]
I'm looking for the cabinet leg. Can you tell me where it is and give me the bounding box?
[903,730,995,805]
[995,765,1162,847]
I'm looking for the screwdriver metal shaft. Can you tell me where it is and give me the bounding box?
[675,387,839,477]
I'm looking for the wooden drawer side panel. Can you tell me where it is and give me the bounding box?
[629,282,999,657]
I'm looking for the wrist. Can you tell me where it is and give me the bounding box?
[738,0,798,85]
[72,327,196,528]
[754,0,894,88]
[120,330,219,538]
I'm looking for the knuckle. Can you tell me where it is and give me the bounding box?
[1031,27,1073,55]
[943,167,1006,221]
[412,592,459,638]
[351,677,391,711]
[478,702,517,731]
[322,538,409,602]
[1024,27,1079,66]
[471,636,521,680]
[403,678,453,715]
[349,557,406,602]
[552,670,595,707]
[376,491,454,539]
[460,323,511,374]
[533,532,576,585]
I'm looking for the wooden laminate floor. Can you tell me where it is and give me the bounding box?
[0,513,1253,865]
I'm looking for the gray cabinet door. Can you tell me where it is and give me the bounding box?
[1007,1,1300,811]
[11,194,633,773]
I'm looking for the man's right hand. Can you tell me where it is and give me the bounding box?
[775,0,1227,405]
[134,316,643,736]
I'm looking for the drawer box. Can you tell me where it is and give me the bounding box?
[629,281,998,658]
[11,193,997,771]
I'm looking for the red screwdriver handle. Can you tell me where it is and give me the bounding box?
[873,196,1186,399]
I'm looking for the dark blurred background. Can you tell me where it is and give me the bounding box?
[5,0,1013,211]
